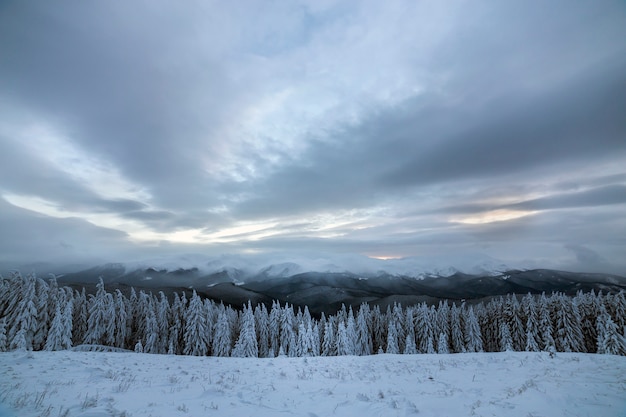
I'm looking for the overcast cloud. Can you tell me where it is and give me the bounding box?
[1,0,625,273]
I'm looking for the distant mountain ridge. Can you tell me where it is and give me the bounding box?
[51,257,626,314]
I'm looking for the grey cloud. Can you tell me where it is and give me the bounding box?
[1,0,625,271]
[510,185,626,212]
[382,61,626,188]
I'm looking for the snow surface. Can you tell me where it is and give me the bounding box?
[1,351,625,417]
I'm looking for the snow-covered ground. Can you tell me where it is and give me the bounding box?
[0,351,624,417]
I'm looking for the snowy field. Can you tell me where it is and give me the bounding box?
[0,351,624,417]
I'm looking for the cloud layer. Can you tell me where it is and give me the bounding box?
[1,0,625,272]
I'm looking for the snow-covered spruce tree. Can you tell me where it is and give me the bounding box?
[335,320,350,355]
[255,303,270,358]
[538,293,556,352]
[213,307,232,357]
[84,278,112,345]
[8,272,38,351]
[437,332,449,354]
[45,275,60,329]
[596,305,626,356]
[503,295,525,352]
[280,304,296,357]
[415,303,433,353]
[268,301,281,357]
[144,304,160,354]
[183,291,209,356]
[156,292,172,354]
[0,317,8,352]
[464,306,483,353]
[523,295,541,352]
[576,290,599,353]
[45,301,73,351]
[449,304,465,353]
[346,307,358,355]
[33,277,50,350]
[386,319,399,354]
[322,318,336,356]
[525,329,540,352]
[296,322,312,357]
[312,322,321,356]
[499,321,514,352]
[104,293,117,347]
[554,293,584,352]
[232,302,258,358]
[435,301,450,348]
[168,292,186,355]
[355,304,373,356]
[392,303,406,353]
[404,331,417,354]
[113,290,128,349]
[607,291,626,336]
[371,306,386,354]
[72,288,88,347]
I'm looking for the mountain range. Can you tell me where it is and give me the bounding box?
[43,255,626,314]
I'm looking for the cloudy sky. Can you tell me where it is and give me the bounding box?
[1,0,625,273]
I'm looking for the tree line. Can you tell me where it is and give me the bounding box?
[0,272,625,356]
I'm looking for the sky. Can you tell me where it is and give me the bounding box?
[1,0,625,273]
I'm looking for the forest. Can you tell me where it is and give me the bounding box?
[1,271,625,357]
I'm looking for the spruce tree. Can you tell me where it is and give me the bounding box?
[213,308,232,357]
[255,303,270,358]
[45,303,72,351]
[268,301,281,357]
[0,318,7,352]
[450,304,465,353]
[386,319,399,354]
[84,278,111,345]
[183,291,209,356]
[596,305,626,356]
[464,306,483,352]
[437,332,449,354]
[322,319,336,356]
[554,294,584,352]
[232,302,258,358]
[499,322,513,352]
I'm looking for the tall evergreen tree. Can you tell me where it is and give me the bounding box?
[450,304,465,353]
[322,318,336,356]
[213,308,232,357]
[268,301,281,357]
[0,317,7,352]
[8,272,38,351]
[499,322,513,352]
[437,332,449,354]
[45,301,72,351]
[554,294,584,352]
[464,306,483,353]
[84,278,112,345]
[255,303,270,358]
[386,319,399,354]
[183,291,209,356]
[233,302,258,358]
[538,293,555,352]
[596,305,626,356]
